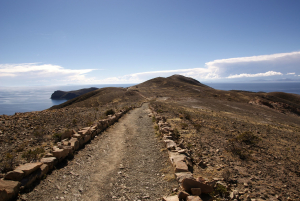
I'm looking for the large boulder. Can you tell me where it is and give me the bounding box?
[15,162,43,177]
[160,127,173,134]
[164,140,177,150]
[4,170,24,181]
[191,188,202,196]
[69,137,80,151]
[83,133,91,144]
[175,172,194,183]
[61,139,70,146]
[61,129,75,140]
[90,126,97,138]
[98,120,108,130]
[169,151,187,166]
[72,134,84,147]
[40,157,57,170]
[38,164,49,179]
[20,168,41,188]
[72,133,82,139]
[0,180,20,201]
[52,148,69,161]
[78,127,90,136]
[181,178,214,194]
[174,161,189,173]
[61,146,73,155]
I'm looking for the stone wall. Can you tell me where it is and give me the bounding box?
[0,108,132,201]
[149,106,214,201]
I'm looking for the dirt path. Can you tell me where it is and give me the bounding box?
[18,103,177,201]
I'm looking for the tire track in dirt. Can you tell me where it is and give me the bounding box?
[18,103,177,201]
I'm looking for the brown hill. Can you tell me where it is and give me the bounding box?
[1,75,300,200]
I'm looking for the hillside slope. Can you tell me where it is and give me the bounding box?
[1,75,300,200]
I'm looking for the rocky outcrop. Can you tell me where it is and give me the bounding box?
[51,87,98,100]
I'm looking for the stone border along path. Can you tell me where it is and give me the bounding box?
[1,103,179,201]
[149,106,216,201]
[0,106,132,201]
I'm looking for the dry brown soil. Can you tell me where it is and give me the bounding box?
[17,103,177,201]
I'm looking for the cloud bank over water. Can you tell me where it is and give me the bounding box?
[1,51,300,86]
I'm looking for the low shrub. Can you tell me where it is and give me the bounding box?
[105,109,115,116]
[173,128,180,139]
[226,131,259,160]
[22,147,45,161]
[53,132,62,142]
[213,183,229,198]
[180,122,188,129]
[1,153,15,173]
[236,131,260,145]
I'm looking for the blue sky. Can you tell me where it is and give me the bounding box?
[1,0,300,86]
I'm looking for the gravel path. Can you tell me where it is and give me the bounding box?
[18,103,177,201]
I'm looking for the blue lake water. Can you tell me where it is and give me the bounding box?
[0,82,299,116]
[0,84,133,115]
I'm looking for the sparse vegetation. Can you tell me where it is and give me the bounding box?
[212,183,229,198]
[105,109,115,116]
[1,152,15,173]
[236,131,260,145]
[53,132,62,142]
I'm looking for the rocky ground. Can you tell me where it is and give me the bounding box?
[150,97,300,200]
[1,75,300,201]
[17,103,178,201]
[0,88,143,175]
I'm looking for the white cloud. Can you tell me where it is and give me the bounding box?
[0,63,96,86]
[227,71,283,79]
[205,51,300,78]
[206,51,300,66]
[94,67,219,84]
[0,63,94,77]
[107,51,300,83]
[1,51,300,86]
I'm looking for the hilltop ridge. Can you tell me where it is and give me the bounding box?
[0,75,300,201]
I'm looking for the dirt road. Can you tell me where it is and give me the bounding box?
[18,103,177,201]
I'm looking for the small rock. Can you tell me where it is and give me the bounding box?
[182,178,213,194]
[162,195,179,201]
[178,191,190,200]
[191,188,201,196]
[230,190,239,199]
[186,196,202,201]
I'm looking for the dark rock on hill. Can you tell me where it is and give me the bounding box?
[50,87,98,100]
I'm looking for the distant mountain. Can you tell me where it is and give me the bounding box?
[50,75,300,116]
[50,87,98,100]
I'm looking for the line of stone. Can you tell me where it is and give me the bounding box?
[148,106,214,201]
[0,107,133,201]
